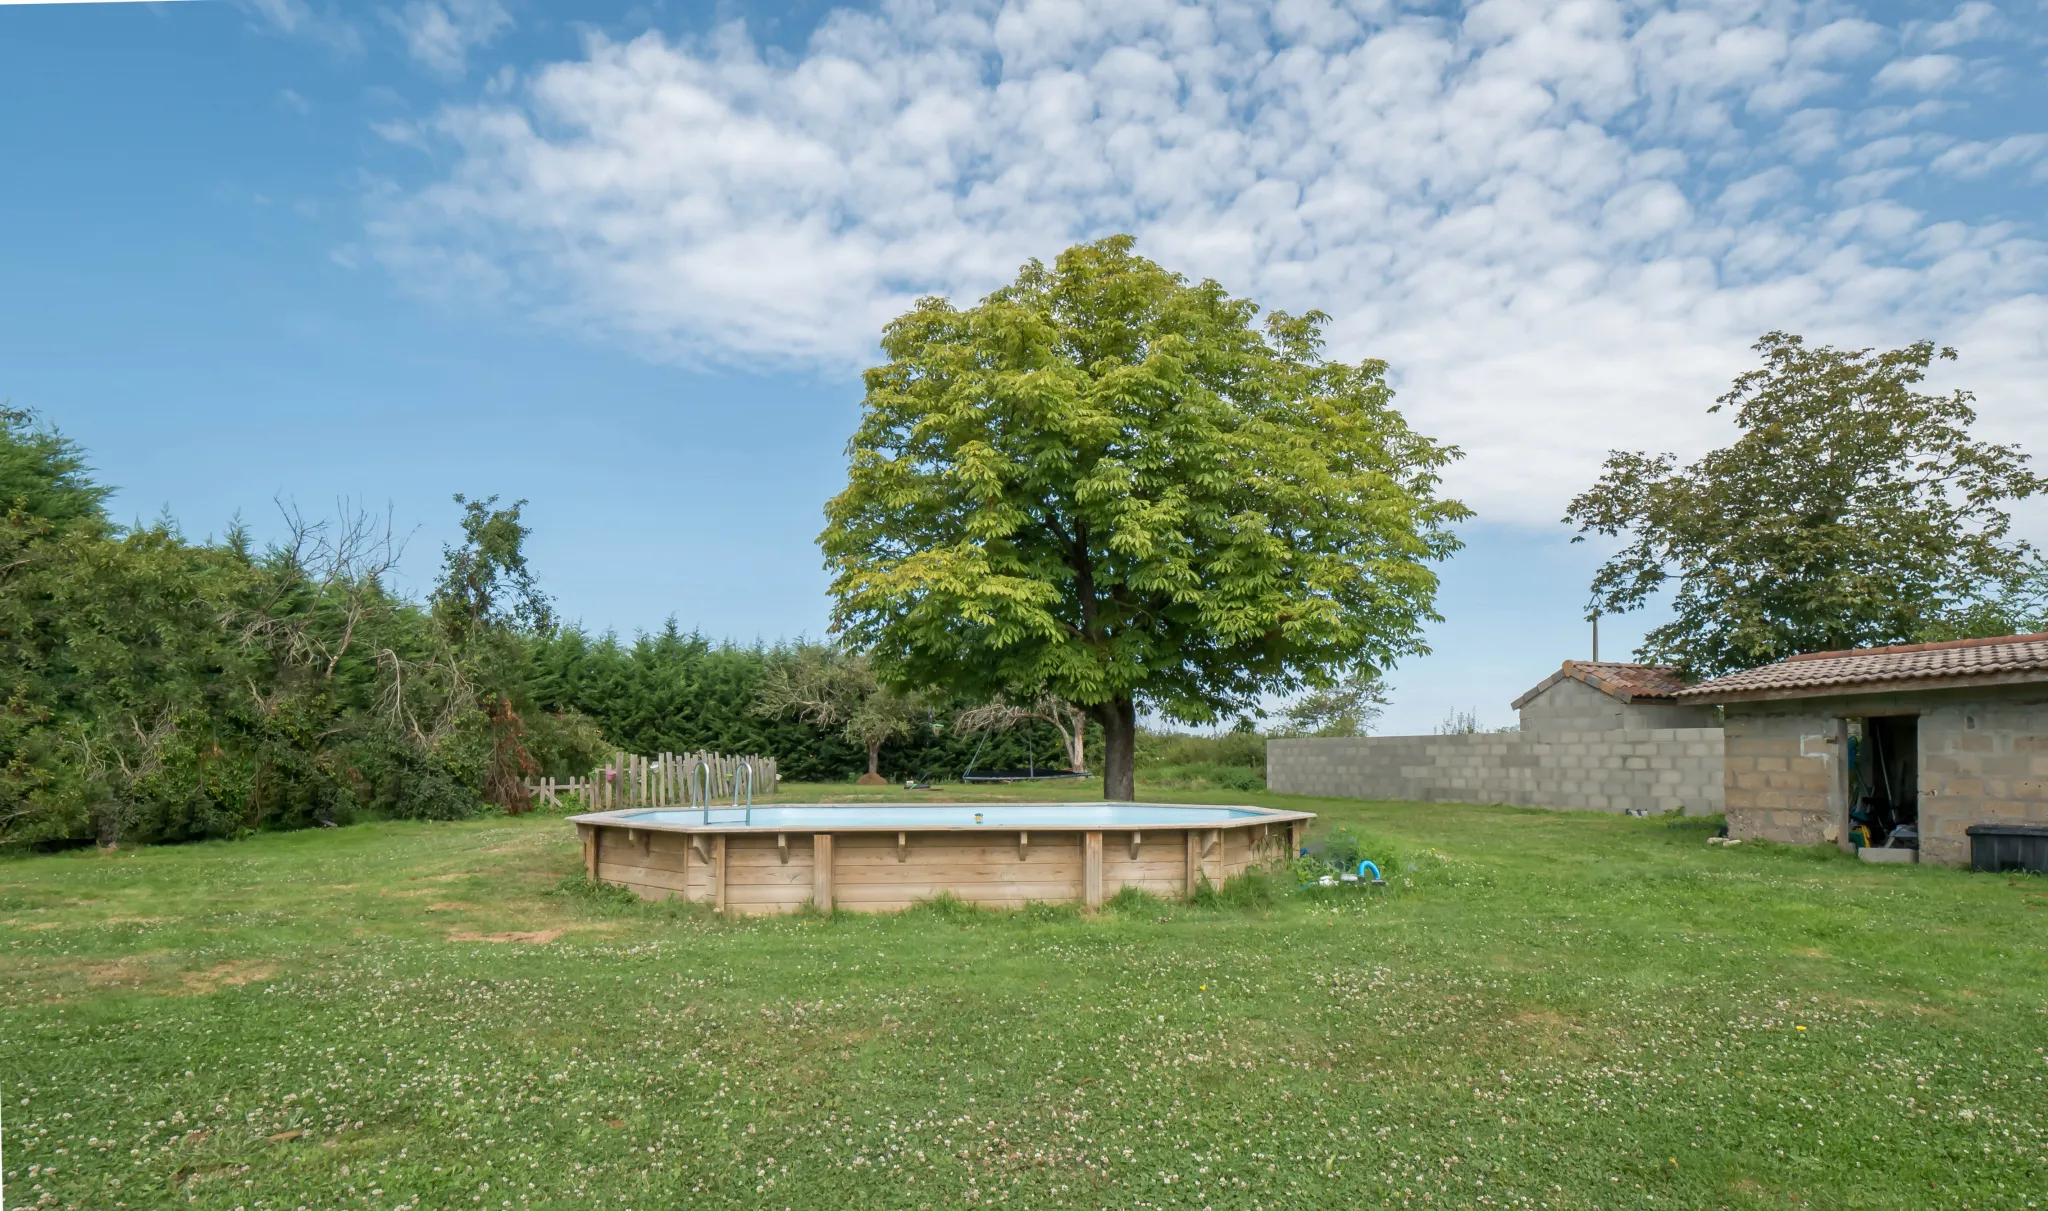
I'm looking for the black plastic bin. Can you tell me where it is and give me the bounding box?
[1966,824,2048,874]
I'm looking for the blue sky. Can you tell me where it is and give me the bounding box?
[3,0,2045,734]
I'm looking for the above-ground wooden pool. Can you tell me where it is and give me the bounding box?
[569,802,1314,915]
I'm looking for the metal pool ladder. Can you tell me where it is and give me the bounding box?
[733,759,753,825]
[689,756,752,826]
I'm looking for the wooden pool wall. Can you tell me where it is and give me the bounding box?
[577,819,1306,915]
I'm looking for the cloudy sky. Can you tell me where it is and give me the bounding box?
[4,0,2045,731]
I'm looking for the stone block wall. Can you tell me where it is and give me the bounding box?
[1916,692,2048,865]
[1720,710,1839,846]
[1267,728,1725,816]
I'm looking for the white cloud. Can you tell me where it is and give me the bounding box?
[375,0,2048,524]
[1872,53,1964,93]
[241,0,363,54]
[1908,2,2007,50]
[1931,133,2048,179]
[386,0,511,76]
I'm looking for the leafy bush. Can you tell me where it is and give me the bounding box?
[1139,763,1265,792]
[350,729,482,823]
[1135,728,1266,772]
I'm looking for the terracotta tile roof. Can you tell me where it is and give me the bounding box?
[1510,661,1690,710]
[1676,632,2048,702]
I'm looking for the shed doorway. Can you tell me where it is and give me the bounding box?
[1848,715,1918,850]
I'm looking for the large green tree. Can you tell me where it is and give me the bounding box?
[820,237,1469,799]
[1566,332,2046,678]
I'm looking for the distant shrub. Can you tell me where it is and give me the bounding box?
[1139,763,1265,792]
[1135,729,1266,772]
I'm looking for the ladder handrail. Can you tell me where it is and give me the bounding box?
[692,757,713,824]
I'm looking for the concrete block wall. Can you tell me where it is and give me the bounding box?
[1267,728,1725,816]
[1916,693,2048,866]
[1720,710,1838,846]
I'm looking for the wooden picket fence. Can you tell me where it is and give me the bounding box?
[525,750,779,810]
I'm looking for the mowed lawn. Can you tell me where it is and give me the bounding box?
[3,788,2045,1211]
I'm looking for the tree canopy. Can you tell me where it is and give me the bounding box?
[1566,332,2046,678]
[821,236,1469,798]
[751,645,926,783]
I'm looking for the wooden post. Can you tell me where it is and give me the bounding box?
[1287,821,1302,859]
[813,834,834,913]
[1083,831,1103,909]
[1185,830,1200,899]
[580,824,598,881]
[713,834,728,913]
[614,751,626,811]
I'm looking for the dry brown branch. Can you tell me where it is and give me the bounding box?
[956,690,1090,772]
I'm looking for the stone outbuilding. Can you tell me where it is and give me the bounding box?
[1512,661,1720,732]
[1676,633,2048,866]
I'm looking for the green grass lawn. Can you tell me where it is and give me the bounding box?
[3,787,2044,1210]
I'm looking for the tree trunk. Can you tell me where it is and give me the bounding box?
[1096,697,1137,801]
[857,737,887,786]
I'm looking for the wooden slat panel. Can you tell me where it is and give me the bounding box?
[728,880,813,910]
[814,833,833,911]
[727,864,813,888]
[597,861,690,892]
[612,880,676,902]
[604,830,695,874]
[833,875,1084,899]
[728,838,814,865]
[1100,858,1195,878]
[835,860,1082,883]
[835,882,1086,906]
[830,840,1075,865]
[1109,876,1184,899]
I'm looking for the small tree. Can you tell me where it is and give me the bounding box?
[1566,333,2045,678]
[753,646,923,784]
[427,494,556,810]
[1281,667,1389,737]
[821,237,1468,799]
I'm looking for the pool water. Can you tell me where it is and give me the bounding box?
[618,803,1270,830]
